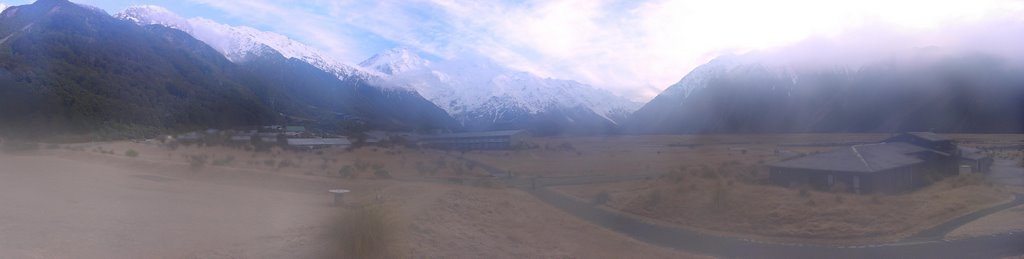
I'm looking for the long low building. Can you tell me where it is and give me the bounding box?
[286,138,352,150]
[418,130,529,150]
[768,132,973,194]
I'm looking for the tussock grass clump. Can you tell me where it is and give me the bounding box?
[373,169,391,179]
[593,191,611,205]
[947,174,986,189]
[797,186,811,198]
[125,149,139,157]
[340,205,395,258]
[642,190,663,210]
[338,165,355,179]
[189,155,207,171]
[276,159,295,169]
[211,156,234,166]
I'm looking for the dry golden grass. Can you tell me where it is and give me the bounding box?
[461,134,876,177]
[49,134,1024,247]
[458,133,1021,243]
[463,133,1022,178]
[60,141,490,181]
[557,172,1011,243]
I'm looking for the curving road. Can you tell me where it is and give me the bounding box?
[531,187,1024,258]
[457,156,1024,258]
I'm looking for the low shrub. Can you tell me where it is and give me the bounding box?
[189,155,207,171]
[212,156,235,166]
[277,159,296,169]
[798,186,811,198]
[643,190,663,209]
[125,149,139,158]
[374,169,392,179]
[339,165,355,179]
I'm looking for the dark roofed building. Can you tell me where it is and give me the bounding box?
[883,132,956,154]
[958,146,994,173]
[769,133,961,194]
[419,130,529,150]
[229,135,252,143]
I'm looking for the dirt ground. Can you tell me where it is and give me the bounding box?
[0,142,703,258]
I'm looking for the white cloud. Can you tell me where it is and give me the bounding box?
[179,0,1024,102]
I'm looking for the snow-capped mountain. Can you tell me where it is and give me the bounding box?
[114,5,191,33]
[359,47,430,75]
[115,5,377,82]
[1,3,11,12]
[362,48,640,134]
[659,54,802,101]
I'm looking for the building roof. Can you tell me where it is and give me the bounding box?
[286,138,351,146]
[420,130,527,140]
[770,142,930,173]
[285,126,306,132]
[959,146,991,161]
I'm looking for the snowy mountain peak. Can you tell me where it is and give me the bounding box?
[359,47,429,75]
[115,5,191,33]
[0,4,9,12]
[663,54,802,100]
[361,49,640,126]
[116,6,380,82]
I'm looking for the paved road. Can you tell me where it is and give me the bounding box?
[530,187,1024,258]
[907,193,1024,241]
[459,157,1024,258]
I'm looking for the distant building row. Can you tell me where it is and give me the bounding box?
[173,127,530,151]
[418,130,529,150]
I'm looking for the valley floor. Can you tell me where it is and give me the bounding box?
[2,133,1022,257]
[460,134,1024,244]
[0,142,700,258]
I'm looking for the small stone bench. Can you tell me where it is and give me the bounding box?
[328,189,350,206]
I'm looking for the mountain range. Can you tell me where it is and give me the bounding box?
[2,0,1023,138]
[114,4,640,135]
[359,48,640,135]
[629,50,1024,133]
[0,0,454,137]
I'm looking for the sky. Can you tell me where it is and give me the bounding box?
[2,0,1024,101]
